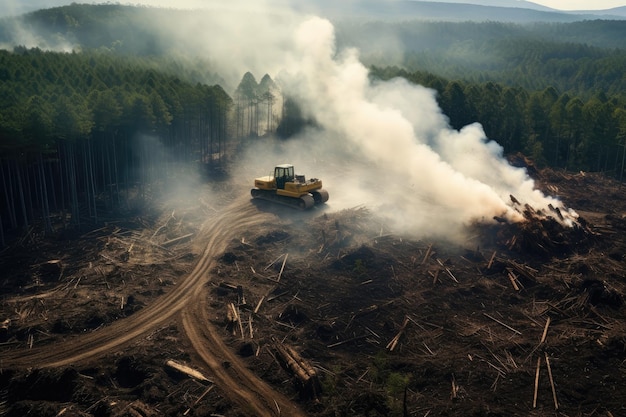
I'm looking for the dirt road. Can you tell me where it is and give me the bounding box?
[0,196,307,417]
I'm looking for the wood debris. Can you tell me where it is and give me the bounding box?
[165,360,212,383]
[273,339,321,401]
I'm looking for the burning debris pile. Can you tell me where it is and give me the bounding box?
[492,194,591,256]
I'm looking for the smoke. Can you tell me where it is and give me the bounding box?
[242,15,577,241]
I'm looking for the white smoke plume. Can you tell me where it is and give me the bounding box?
[263,16,576,241]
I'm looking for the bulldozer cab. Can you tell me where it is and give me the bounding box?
[274,164,294,189]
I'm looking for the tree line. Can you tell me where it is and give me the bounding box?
[0,48,232,245]
[371,66,626,174]
[338,20,626,98]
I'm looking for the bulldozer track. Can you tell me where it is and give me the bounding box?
[0,196,306,417]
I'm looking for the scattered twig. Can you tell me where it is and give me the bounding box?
[450,374,459,399]
[264,253,286,271]
[327,335,368,348]
[152,210,175,239]
[487,251,497,269]
[277,253,288,282]
[183,385,214,415]
[544,352,559,410]
[254,296,265,314]
[386,316,410,351]
[507,270,520,291]
[436,259,459,283]
[533,356,541,408]
[483,313,522,335]
[162,233,194,247]
[540,317,551,344]
[421,244,433,265]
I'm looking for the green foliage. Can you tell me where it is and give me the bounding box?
[370,65,626,174]
[320,365,343,395]
[353,259,368,277]
[0,47,233,234]
[385,372,410,397]
[385,372,410,416]
[367,351,411,416]
[340,20,626,98]
[0,48,229,151]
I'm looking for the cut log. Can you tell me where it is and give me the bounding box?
[274,340,321,401]
[533,356,541,408]
[183,385,214,416]
[436,258,459,283]
[163,233,194,247]
[487,251,497,270]
[545,352,559,410]
[254,296,265,314]
[386,316,410,351]
[507,270,520,291]
[483,313,522,335]
[540,317,551,344]
[327,334,368,348]
[277,253,288,282]
[421,244,433,265]
[506,260,537,283]
[265,253,286,271]
[165,360,212,383]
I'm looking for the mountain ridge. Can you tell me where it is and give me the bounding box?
[1,0,625,21]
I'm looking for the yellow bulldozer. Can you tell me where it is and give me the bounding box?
[251,164,329,210]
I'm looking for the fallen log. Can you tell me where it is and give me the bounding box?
[506,260,537,283]
[277,253,288,282]
[507,270,520,291]
[545,352,559,410]
[165,360,212,383]
[327,334,368,348]
[274,340,321,401]
[533,356,541,408]
[540,317,551,344]
[487,251,497,270]
[183,385,214,416]
[386,316,410,351]
[483,313,522,335]
[163,233,194,247]
[421,244,433,265]
[436,259,459,283]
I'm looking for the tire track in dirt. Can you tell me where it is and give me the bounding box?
[182,296,306,417]
[0,196,306,416]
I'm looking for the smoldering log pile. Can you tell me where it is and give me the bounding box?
[496,198,593,256]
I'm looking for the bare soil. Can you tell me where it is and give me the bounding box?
[1,165,625,417]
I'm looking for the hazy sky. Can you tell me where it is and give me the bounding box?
[530,0,626,10]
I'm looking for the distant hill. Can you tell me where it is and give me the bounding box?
[576,6,626,17]
[1,0,625,22]
[410,0,556,11]
[285,0,626,22]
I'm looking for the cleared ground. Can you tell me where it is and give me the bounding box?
[1,165,625,417]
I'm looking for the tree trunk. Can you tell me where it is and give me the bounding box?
[14,159,29,229]
[1,159,18,229]
[38,153,53,234]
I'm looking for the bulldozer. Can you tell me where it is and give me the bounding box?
[251,164,329,210]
